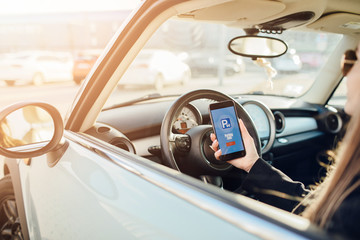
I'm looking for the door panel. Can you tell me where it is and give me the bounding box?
[19,134,259,239]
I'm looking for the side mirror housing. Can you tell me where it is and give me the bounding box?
[0,102,64,159]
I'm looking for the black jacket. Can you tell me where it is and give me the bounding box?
[240,158,360,239]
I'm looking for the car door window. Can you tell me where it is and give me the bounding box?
[328,78,347,107]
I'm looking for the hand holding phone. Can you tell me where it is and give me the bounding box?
[210,119,260,172]
[209,100,246,161]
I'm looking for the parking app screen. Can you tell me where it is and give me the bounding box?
[211,106,244,155]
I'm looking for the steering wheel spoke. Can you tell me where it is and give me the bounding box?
[173,134,191,152]
[169,132,183,142]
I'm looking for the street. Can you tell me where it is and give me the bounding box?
[0,81,81,116]
[0,71,313,117]
[0,73,264,116]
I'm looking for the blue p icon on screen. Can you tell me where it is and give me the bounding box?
[221,118,231,129]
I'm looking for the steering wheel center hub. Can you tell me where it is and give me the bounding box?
[200,128,224,165]
[186,125,231,173]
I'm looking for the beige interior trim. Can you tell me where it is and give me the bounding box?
[177,0,327,29]
[307,13,360,36]
[187,0,286,22]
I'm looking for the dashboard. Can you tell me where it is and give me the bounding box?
[93,96,344,155]
[89,95,347,186]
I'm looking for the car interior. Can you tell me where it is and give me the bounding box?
[3,1,360,240]
[67,0,359,210]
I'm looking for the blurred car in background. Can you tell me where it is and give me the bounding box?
[298,52,324,70]
[119,49,191,90]
[271,49,302,73]
[183,52,246,77]
[72,49,102,84]
[0,51,73,86]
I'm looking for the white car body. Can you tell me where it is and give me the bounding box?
[0,51,73,86]
[119,49,190,89]
[272,50,303,73]
[17,134,298,239]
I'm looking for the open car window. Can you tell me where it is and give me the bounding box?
[328,78,347,107]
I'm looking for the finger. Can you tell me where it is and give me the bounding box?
[239,119,252,139]
[210,133,216,142]
[214,149,222,160]
[211,139,218,151]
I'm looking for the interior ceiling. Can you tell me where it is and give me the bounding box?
[176,0,360,36]
[309,0,360,37]
[307,13,360,37]
[324,0,360,15]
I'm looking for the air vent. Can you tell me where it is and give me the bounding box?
[112,141,130,151]
[325,113,342,134]
[97,126,110,133]
[273,111,285,133]
[110,138,136,154]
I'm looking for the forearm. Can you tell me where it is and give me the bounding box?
[240,158,309,212]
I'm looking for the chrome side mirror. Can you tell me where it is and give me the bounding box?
[0,102,64,159]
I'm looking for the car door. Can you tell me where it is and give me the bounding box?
[13,129,324,240]
[16,131,262,239]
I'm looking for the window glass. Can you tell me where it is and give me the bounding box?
[107,19,343,107]
[328,78,347,107]
[0,9,134,116]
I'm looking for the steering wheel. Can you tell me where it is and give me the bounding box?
[160,89,262,177]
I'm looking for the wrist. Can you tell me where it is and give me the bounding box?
[244,157,259,173]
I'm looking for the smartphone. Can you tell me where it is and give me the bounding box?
[209,100,246,161]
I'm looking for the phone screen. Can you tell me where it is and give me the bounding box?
[209,101,246,161]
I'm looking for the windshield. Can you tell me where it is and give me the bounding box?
[107,19,342,106]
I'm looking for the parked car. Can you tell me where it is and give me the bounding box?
[271,49,303,73]
[0,51,73,86]
[0,0,359,239]
[119,49,191,90]
[299,52,325,70]
[184,52,246,77]
[72,49,102,85]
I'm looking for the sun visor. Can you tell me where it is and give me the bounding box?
[307,13,360,36]
[185,0,286,22]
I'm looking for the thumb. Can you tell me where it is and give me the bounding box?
[239,119,252,139]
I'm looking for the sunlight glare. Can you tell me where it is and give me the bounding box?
[0,0,141,15]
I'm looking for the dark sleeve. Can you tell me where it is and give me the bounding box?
[325,189,360,240]
[240,158,310,212]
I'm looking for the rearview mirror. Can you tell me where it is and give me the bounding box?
[228,36,288,59]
